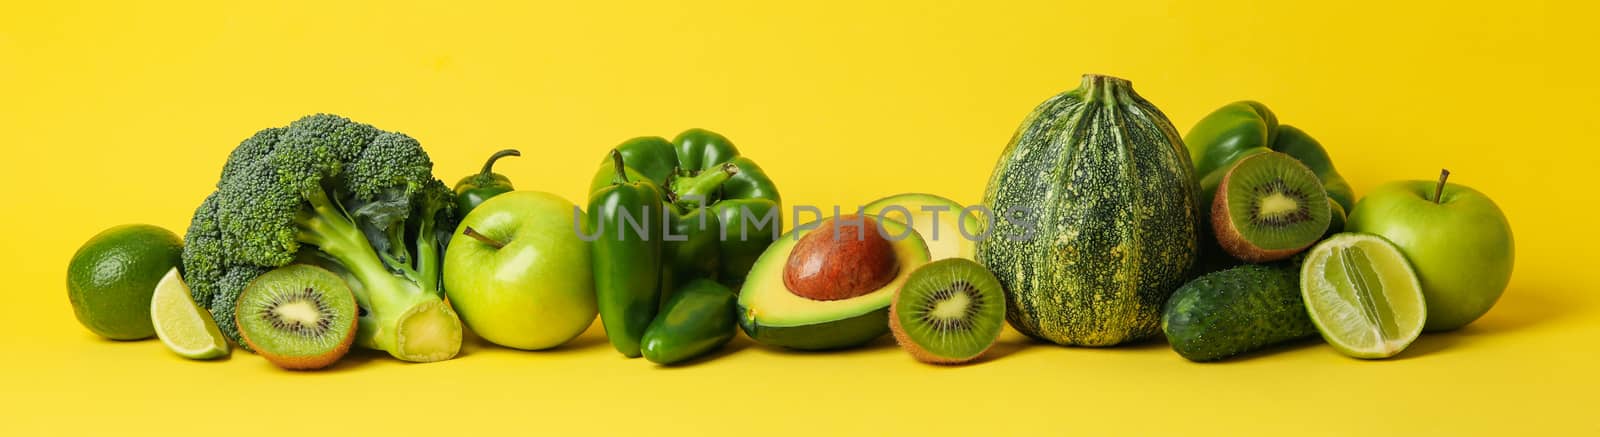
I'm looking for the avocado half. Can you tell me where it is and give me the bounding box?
[862,193,980,261]
[737,218,930,350]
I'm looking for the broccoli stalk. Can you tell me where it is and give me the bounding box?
[295,187,459,362]
[182,114,462,363]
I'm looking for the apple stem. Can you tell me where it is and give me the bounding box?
[1433,168,1451,204]
[611,149,630,184]
[462,226,505,249]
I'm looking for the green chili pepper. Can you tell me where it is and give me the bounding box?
[454,149,521,216]
[640,279,737,365]
[588,150,665,358]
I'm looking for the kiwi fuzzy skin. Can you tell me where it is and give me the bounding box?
[235,283,358,371]
[888,286,992,365]
[1210,164,1314,263]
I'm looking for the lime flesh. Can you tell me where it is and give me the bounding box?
[151,268,230,360]
[1301,233,1426,359]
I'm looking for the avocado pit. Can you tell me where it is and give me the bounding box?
[783,215,899,301]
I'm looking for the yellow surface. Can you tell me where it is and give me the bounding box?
[2,1,1596,434]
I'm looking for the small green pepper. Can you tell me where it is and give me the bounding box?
[640,279,737,365]
[454,149,520,216]
[588,150,665,358]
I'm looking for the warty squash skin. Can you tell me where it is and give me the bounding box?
[977,74,1201,347]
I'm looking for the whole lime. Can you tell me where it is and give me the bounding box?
[67,224,184,340]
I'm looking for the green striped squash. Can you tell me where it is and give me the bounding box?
[978,74,1201,346]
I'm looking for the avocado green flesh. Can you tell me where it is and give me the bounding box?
[737,219,930,349]
[863,193,979,261]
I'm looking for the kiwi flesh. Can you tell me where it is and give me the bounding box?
[236,265,358,370]
[889,258,1006,364]
[1212,151,1331,263]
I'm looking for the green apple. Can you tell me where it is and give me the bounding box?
[444,191,597,350]
[1347,170,1514,331]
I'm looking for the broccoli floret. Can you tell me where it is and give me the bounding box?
[208,264,268,350]
[182,192,225,307]
[180,114,462,362]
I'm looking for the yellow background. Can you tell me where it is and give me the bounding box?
[3,1,1596,434]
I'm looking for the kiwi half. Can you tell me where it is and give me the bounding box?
[236,265,358,370]
[1212,151,1331,263]
[889,258,1006,364]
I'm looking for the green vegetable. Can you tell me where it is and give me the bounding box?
[977,74,1201,347]
[641,279,737,365]
[180,114,462,362]
[1186,101,1354,269]
[588,129,782,285]
[1161,261,1316,362]
[588,150,667,358]
[454,149,520,216]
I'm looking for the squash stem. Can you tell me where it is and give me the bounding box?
[1080,74,1133,105]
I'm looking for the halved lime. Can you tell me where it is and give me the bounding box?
[1301,233,1426,359]
[151,268,230,360]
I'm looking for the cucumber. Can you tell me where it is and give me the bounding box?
[1161,262,1316,362]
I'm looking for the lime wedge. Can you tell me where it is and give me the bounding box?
[1300,233,1426,359]
[151,268,230,360]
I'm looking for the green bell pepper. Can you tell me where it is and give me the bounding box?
[640,279,737,365]
[588,129,782,286]
[588,150,666,358]
[453,149,520,216]
[1186,101,1355,271]
[1185,101,1354,214]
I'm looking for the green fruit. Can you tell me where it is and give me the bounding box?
[151,268,229,360]
[236,265,359,370]
[444,191,597,350]
[1162,262,1317,362]
[889,259,1005,364]
[978,74,1200,347]
[1301,233,1426,359]
[1346,171,1514,331]
[67,224,184,340]
[1211,151,1331,262]
[863,193,981,261]
[738,218,930,350]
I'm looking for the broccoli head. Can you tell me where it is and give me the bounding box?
[181,114,461,362]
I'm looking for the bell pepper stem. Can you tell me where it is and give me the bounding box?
[674,163,738,205]
[1433,169,1450,204]
[479,149,521,175]
[611,149,630,184]
[462,226,505,249]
